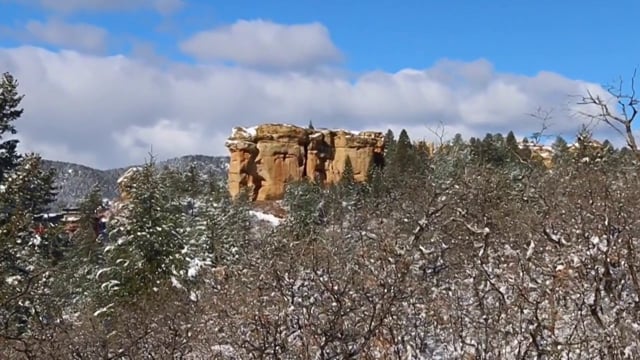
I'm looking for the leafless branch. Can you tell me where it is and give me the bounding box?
[576,68,639,154]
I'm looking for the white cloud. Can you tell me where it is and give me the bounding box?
[112,119,220,165]
[0,45,613,169]
[180,19,342,69]
[17,133,100,167]
[9,0,183,14]
[24,19,107,53]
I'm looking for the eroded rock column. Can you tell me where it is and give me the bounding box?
[226,129,260,200]
[253,124,309,200]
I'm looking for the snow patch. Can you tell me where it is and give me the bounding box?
[31,235,42,246]
[171,276,183,289]
[117,167,141,184]
[188,258,208,279]
[93,303,114,317]
[5,275,21,286]
[230,126,257,139]
[249,210,282,226]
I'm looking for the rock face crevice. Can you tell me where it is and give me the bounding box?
[226,124,385,201]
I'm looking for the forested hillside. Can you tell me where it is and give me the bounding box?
[42,155,230,210]
[3,72,640,359]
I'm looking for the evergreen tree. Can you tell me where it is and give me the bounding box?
[504,131,521,163]
[54,185,104,308]
[179,164,203,216]
[0,157,60,337]
[492,133,511,166]
[365,156,385,198]
[102,157,192,304]
[0,75,61,339]
[574,125,597,161]
[308,119,315,130]
[283,179,324,235]
[182,164,202,197]
[506,131,518,151]
[0,72,23,184]
[552,135,569,163]
[340,156,356,186]
[480,133,496,165]
[451,133,465,150]
[395,129,413,163]
[14,154,57,215]
[468,137,480,161]
[383,129,396,162]
[198,175,251,266]
[552,135,568,153]
[74,185,105,255]
[602,139,615,156]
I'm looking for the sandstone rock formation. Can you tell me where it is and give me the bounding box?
[226,124,385,201]
[518,143,554,168]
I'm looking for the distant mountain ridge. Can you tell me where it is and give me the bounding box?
[42,155,230,210]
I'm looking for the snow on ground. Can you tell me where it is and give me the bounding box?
[249,210,282,226]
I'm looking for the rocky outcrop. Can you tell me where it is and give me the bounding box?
[226,124,385,201]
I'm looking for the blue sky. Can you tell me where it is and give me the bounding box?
[2,0,636,82]
[0,0,636,168]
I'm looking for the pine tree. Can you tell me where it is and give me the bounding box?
[383,129,396,163]
[102,157,191,304]
[552,136,569,163]
[283,179,324,236]
[308,120,315,130]
[182,164,202,198]
[395,129,413,162]
[385,128,420,180]
[480,133,495,165]
[0,72,23,184]
[53,185,104,309]
[0,159,60,337]
[195,176,252,267]
[506,131,518,151]
[574,125,597,161]
[469,137,480,161]
[602,139,614,152]
[340,156,355,185]
[14,154,57,215]
[0,75,60,339]
[365,156,385,197]
[451,133,465,151]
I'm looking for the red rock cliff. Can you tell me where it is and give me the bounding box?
[226,124,384,201]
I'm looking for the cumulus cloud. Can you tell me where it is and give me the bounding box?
[0,45,613,169]
[17,133,101,167]
[22,19,108,53]
[112,120,222,165]
[8,0,183,15]
[180,20,343,69]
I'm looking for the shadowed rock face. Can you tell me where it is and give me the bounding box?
[225,124,385,201]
